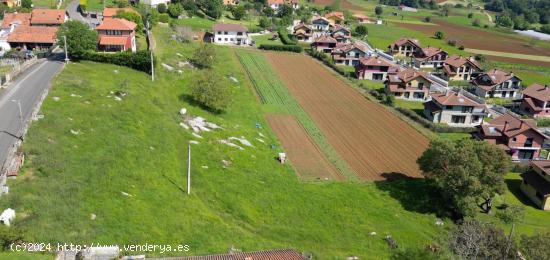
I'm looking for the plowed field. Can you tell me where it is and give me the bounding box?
[265,53,429,180]
[266,114,344,181]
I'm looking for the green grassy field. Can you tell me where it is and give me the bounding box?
[1,25,452,259]
[251,34,283,46]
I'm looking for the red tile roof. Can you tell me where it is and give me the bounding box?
[7,25,58,44]
[472,69,518,91]
[99,35,128,45]
[312,35,336,44]
[444,55,480,69]
[358,55,394,67]
[430,91,484,107]
[414,46,447,61]
[267,0,298,4]
[485,113,542,138]
[523,83,550,102]
[1,12,31,29]
[30,9,66,25]
[390,38,420,49]
[147,249,305,260]
[212,23,247,32]
[96,18,136,31]
[387,68,430,84]
[324,11,344,20]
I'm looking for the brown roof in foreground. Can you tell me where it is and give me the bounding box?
[30,9,65,25]
[387,68,430,84]
[444,55,480,69]
[147,249,305,260]
[531,160,550,177]
[213,23,248,32]
[390,38,420,48]
[313,35,336,43]
[523,83,550,102]
[521,170,550,197]
[358,55,394,67]
[484,113,542,138]
[7,25,58,44]
[96,17,136,31]
[1,12,31,28]
[431,91,484,107]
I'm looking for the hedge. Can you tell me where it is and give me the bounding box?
[80,50,153,74]
[306,48,354,78]
[259,44,302,52]
[395,107,476,133]
[277,28,298,45]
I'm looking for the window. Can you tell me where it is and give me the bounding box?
[451,115,466,124]
[525,138,534,147]
[224,31,228,35]
[512,137,517,142]
[461,106,473,113]
[418,82,424,89]
[446,105,453,110]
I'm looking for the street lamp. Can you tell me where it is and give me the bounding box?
[11,100,23,140]
[63,35,69,63]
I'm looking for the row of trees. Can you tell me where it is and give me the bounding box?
[484,0,550,25]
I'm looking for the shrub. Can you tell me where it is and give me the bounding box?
[57,20,98,59]
[467,13,473,18]
[190,70,232,112]
[258,44,302,52]
[191,43,216,69]
[424,16,431,22]
[159,13,170,23]
[354,25,368,37]
[168,3,183,18]
[458,45,465,50]
[80,50,153,74]
[277,28,297,45]
[157,3,167,13]
[447,39,457,46]
[434,31,445,39]
[472,18,481,27]
[375,5,383,16]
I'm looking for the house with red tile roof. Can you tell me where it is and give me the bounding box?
[412,46,448,69]
[212,23,250,45]
[7,26,58,50]
[353,14,371,24]
[385,68,432,101]
[440,55,483,81]
[388,38,420,57]
[472,69,522,99]
[311,35,337,53]
[521,160,550,210]
[355,55,396,80]
[311,16,330,31]
[147,249,305,260]
[292,23,312,42]
[330,24,351,43]
[331,43,368,66]
[324,11,344,25]
[96,18,137,52]
[520,83,550,118]
[423,90,487,127]
[476,112,548,161]
[30,9,66,26]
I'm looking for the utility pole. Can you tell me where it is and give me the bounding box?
[505,223,516,256]
[63,35,69,63]
[150,48,154,81]
[187,143,191,195]
[11,100,23,141]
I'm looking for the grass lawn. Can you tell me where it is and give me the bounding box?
[251,33,283,46]
[32,0,60,8]
[0,25,450,258]
[82,0,116,12]
[436,132,472,141]
[173,16,260,31]
[0,252,54,260]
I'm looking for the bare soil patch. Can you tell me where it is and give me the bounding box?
[396,20,550,66]
[266,114,344,181]
[265,53,428,181]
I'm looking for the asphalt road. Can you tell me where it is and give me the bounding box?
[0,56,64,171]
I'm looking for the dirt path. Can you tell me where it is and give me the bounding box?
[265,53,428,181]
[266,114,344,181]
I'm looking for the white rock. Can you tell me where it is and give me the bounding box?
[192,133,203,139]
[70,129,80,135]
[114,96,122,101]
[90,213,96,220]
[202,165,209,169]
[256,138,265,143]
[52,97,60,101]
[370,232,377,236]
[114,70,119,74]
[189,140,199,145]
[219,139,244,150]
[179,122,189,130]
[120,191,132,197]
[228,137,253,147]
[162,63,174,71]
[229,76,239,83]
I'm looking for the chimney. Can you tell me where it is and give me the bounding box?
[520,120,524,129]
[545,84,548,90]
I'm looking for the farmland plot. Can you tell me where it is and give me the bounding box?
[266,52,429,181]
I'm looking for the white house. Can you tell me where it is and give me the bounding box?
[311,16,330,31]
[140,0,170,7]
[424,90,488,127]
[472,69,522,99]
[212,23,250,45]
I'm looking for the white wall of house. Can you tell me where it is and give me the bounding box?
[474,79,522,99]
[141,0,170,7]
[426,105,485,127]
[311,22,330,31]
[213,31,249,45]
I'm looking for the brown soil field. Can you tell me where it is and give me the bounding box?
[265,53,429,181]
[396,20,550,66]
[312,0,366,11]
[266,114,344,181]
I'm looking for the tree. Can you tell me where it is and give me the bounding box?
[191,43,216,69]
[449,219,516,259]
[375,5,383,16]
[417,139,512,217]
[231,5,246,20]
[190,70,232,112]
[115,11,143,32]
[495,205,525,224]
[57,20,98,59]
[424,16,431,22]
[21,0,32,8]
[157,3,167,13]
[496,13,514,28]
[434,31,445,39]
[168,3,183,18]
[196,0,224,19]
[354,25,368,37]
[0,225,24,250]
[277,4,293,18]
[541,24,550,34]
[472,18,481,27]
[519,232,550,260]
[258,16,271,28]
[182,0,198,17]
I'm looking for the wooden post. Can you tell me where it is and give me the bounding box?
[187,143,191,195]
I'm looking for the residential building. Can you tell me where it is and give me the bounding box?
[96,18,137,52]
[148,249,305,260]
[311,35,336,53]
[398,4,418,12]
[521,160,550,210]
[212,23,250,45]
[324,11,344,25]
[140,0,169,7]
[412,46,448,69]
[476,113,548,161]
[520,84,550,118]
[355,55,396,80]
[440,55,482,81]
[385,68,431,101]
[472,69,522,99]
[1,0,20,8]
[1,12,60,51]
[353,14,371,24]
[330,25,351,43]
[311,16,330,31]
[388,38,420,57]
[331,43,368,66]
[424,90,487,127]
[267,0,299,10]
[30,9,66,26]
[292,23,312,42]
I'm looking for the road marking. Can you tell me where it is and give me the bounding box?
[0,60,48,110]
